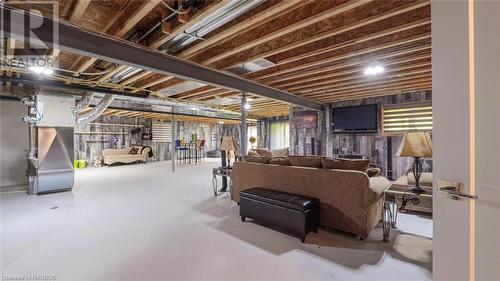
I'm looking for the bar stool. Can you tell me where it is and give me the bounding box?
[196,139,205,163]
[175,140,188,164]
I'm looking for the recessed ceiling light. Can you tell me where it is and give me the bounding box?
[244,103,251,110]
[29,66,54,75]
[364,65,384,76]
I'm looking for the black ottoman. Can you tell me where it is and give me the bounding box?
[239,187,320,242]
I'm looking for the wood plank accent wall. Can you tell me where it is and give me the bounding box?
[75,115,240,166]
[289,107,326,156]
[287,91,432,179]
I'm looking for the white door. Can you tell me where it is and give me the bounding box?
[432,1,500,281]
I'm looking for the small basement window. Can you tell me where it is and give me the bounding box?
[382,102,432,135]
[152,122,172,142]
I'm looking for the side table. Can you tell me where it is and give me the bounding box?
[382,183,433,242]
[212,167,232,196]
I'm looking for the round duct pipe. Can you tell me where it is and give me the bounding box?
[76,94,114,124]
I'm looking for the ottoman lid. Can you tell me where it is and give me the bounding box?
[240,187,318,212]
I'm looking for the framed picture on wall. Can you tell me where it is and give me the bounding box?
[291,111,318,129]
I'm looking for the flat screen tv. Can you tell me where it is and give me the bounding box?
[332,104,379,133]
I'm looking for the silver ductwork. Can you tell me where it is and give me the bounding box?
[105,0,264,83]
[76,94,114,124]
[74,91,94,113]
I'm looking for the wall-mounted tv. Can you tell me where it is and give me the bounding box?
[332,104,379,133]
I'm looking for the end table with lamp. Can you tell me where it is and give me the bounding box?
[396,131,433,194]
[215,135,238,194]
[382,131,433,242]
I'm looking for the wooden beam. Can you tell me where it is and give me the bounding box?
[129,0,231,92]
[115,0,162,38]
[301,74,432,97]
[156,10,430,95]
[307,78,432,99]
[253,33,431,81]
[200,0,373,65]
[97,65,128,83]
[213,1,430,70]
[119,70,152,86]
[148,0,230,49]
[177,0,308,59]
[145,0,310,93]
[274,52,431,88]
[288,63,431,93]
[265,46,431,84]
[191,90,234,100]
[219,47,430,101]
[72,1,159,74]
[318,84,433,102]
[131,76,174,93]
[258,17,430,71]
[69,0,91,22]
[172,86,220,99]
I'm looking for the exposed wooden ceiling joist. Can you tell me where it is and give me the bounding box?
[68,0,91,22]
[2,6,322,111]
[6,0,433,117]
[147,0,230,49]
[200,0,373,66]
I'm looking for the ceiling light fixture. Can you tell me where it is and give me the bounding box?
[29,66,54,75]
[244,103,251,110]
[218,121,224,124]
[364,65,384,76]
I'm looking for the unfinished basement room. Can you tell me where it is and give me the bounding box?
[1,1,499,281]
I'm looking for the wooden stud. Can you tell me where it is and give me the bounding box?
[200,0,373,65]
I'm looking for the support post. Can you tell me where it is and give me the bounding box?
[171,117,176,172]
[324,104,333,157]
[240,92,248,157]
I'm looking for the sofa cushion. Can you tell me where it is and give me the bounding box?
[243,155,271,164]
[288,156,322,168]
[271,147,289,157]
[247,150,260,157]
[269,157,291,166]
[367,167,381,177]
[255,148,273,157]
[322,157,371,172]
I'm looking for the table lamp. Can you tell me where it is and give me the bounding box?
[396,131,433,194]
[220,135,238,167]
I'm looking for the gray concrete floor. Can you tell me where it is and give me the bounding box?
[1,159,432,281]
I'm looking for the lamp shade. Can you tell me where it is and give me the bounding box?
[220,135,238,151]
[396,131,433,157]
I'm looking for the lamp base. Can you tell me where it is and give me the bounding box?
[408,185,426,194]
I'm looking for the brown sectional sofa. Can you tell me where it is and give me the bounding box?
[231,161,390,239]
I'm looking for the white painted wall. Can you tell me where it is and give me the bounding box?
[0,99,28,189]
